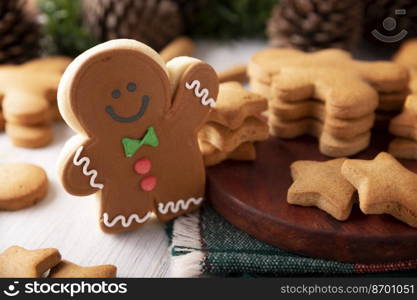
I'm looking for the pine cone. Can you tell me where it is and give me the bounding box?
[364,0,417,45]
[267,0,364,52]
[81,0,184,51]
[0,0,41,64]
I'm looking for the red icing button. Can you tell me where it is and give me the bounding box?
[141,176,157,192]
[134,158,152,175]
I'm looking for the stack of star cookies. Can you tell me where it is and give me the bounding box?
[248,48,409,157]
[374,42,415,130]
[0,57,71,148]
[375,89,410,131]
[389,95,417,159]
[394,39,417,94]
[388,40,417,159]
[198,82,269,166]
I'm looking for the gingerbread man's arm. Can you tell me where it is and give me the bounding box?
[353,61,409,93]
[58,135,103,196]
[166,58,219,128]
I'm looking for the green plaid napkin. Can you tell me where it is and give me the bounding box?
[166,204,417,277]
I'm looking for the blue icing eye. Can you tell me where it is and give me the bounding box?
[127,82,137,92]
[112,89,121,99]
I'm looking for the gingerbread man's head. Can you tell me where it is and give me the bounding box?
[59,40,173,138]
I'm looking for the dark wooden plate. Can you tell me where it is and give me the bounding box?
[206,133,417,264]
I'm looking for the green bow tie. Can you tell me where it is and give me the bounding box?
[122,126,159,158]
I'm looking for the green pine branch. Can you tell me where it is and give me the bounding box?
[189,0,278,39]
[38,0,97,57]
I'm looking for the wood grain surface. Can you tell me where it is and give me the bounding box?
[207,133,417,264]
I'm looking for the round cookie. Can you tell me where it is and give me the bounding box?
[0,163,48,211]
[6,124,53,148]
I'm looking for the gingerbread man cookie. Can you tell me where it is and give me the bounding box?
[58,40,219,233]
[0,57,71,125]
[0,56,71,147]
[249,48,409,157]
[389,94,417,159]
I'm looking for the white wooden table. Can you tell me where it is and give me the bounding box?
[0,41,266,278]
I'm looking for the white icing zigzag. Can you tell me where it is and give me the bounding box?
[102,198,204,228]
[73,146,104,190]
[103,212,153,228]
[185,80,216,108]
[158,197,204,215]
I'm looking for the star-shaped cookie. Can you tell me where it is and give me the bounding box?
[288,158,356,221]
[208,82,268,130]
[342,152,417,227]
[49,260,117,278]
[389,95,417,140]
[199,140,256,166]
[0,246,61,278]
[198,117,269,152]
[394,40,417,93]
[395,39,417,70]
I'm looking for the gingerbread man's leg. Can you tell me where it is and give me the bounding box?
[99,187,155,234]
[153,144,206,222]
[153,159,205,223]
[152,126,207,222]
